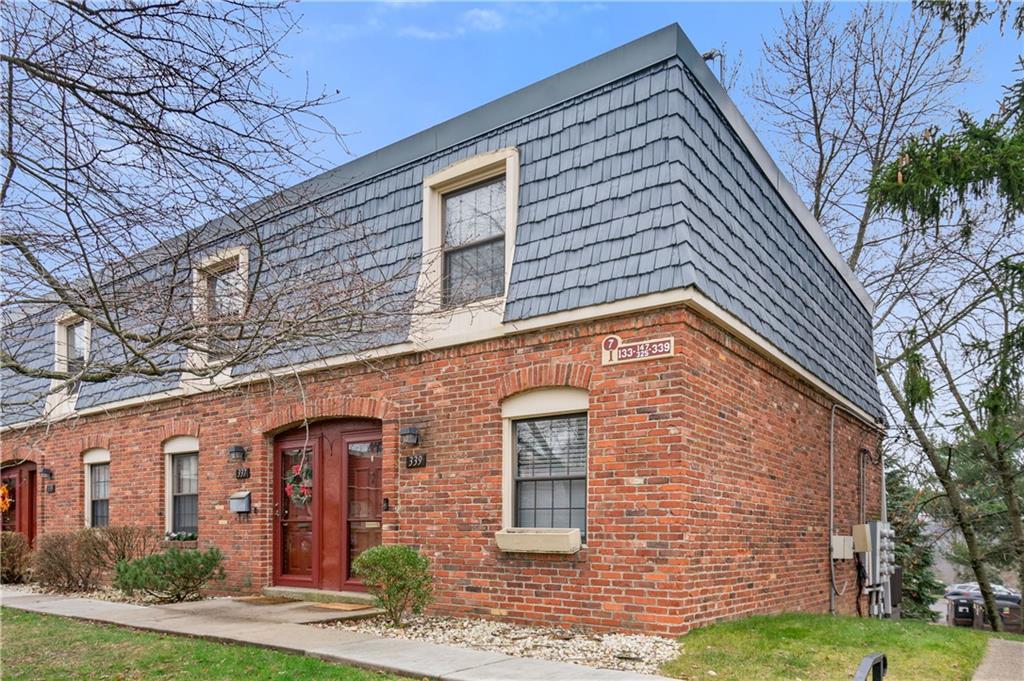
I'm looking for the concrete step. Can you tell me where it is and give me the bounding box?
[262,585,376,606]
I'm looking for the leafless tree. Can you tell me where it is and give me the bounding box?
[0,1,471,427]
[754,0,1023,626]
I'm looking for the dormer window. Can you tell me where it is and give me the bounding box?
[55,316,90,395]
[416,148,519,316]
[442,176,507,306]
[192,247,248,365]
[64,320,87,376]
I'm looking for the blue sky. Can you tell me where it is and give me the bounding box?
[276,1,1023,169]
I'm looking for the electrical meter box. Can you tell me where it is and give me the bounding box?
[858,520,896,618]
[853,523,872,552]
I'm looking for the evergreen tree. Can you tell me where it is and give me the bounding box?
[886,467,946,619]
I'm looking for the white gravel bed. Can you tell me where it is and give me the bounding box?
[318,614,678,675]
[1,582,153,605]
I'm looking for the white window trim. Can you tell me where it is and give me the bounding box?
[82,447,110,528]
[500,387,589,543]
[187,246,249,375]
[163,436,199,535]
[46,312,93,419]
[410,148,519,346]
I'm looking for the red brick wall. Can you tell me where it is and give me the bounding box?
[5,303,881,635]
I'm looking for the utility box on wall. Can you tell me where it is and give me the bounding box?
[831,535,854,560]
[853,523,872,552]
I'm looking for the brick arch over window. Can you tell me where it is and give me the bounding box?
[256,396,394,435]
[495,363,593,401]
[159,420,202,443]
[70,436,113,456]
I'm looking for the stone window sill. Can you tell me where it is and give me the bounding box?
[495,528,581,554]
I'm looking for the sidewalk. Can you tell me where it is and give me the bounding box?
[972,638,1024,681]
[1,590,667,680]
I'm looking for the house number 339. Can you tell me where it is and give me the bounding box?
[405,454,427,469]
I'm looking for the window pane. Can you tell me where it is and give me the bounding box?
[515,415,587,479]
[90,464,109,501]
[65,322,86,363]
[514,414,587,539]
[443,238,504,306]
[173,494,198,534]
[208,261,244,318]
[443,177,506,248]
[173,454,198,495]
[91,499,109,528]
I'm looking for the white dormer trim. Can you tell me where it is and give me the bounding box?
[409,148,519,347]
[185,246,249,381]
[45,311,92,419]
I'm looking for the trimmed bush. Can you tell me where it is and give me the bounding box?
[1,531,31,583]
[114,548,225,603]
[32,530,106,591]
[96,526,158,568]
[352,544,432,627]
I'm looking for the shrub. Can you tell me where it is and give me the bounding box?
[32,530,106,591]
[1,532,31,583]
[352,544,432,627]
[114,548,225,603]
[96,526,159,568]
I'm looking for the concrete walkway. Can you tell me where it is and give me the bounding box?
[972,638,1024,681]
[1,591,667,680]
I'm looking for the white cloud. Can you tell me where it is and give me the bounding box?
[462,8,505,32]
[398,6,511,41]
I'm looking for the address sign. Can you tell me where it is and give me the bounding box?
[601,334,675,366]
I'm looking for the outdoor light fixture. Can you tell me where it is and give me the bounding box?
[400,427,420,446]
[228,444,247,461]
[40,467,54,480]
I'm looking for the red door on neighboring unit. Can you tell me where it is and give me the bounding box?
[273,420,382,590]
[1,460,37,546]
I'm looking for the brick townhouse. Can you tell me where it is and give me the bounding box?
[1,25,885,635]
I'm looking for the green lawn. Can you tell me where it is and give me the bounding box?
[0,608,396,681]
[661,613,1022,681]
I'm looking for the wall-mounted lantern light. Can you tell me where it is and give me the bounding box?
[228,445,247,462]
[40,467,54,480]
[399,427,420,446]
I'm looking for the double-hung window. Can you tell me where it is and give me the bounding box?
[89,463,110,528]
[442,176,507,306]
[513,413,588,541]
[171,453,199,534]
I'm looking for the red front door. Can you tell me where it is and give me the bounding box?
[1,461,37,546]
[273,420,382,590]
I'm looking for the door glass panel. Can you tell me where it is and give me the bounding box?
[1,477,16,533]
[281,447,313,520]
[280,446,313,577]
[347,440,382,577]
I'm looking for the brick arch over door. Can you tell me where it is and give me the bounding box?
[255,396,394,436]
[495,363,593,401]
